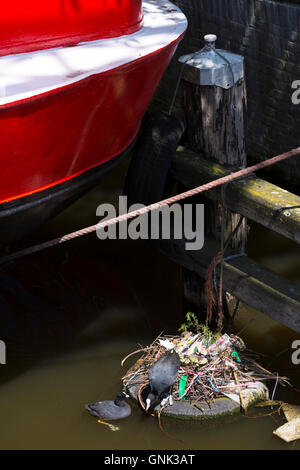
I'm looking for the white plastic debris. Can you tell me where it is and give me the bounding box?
[208,334,231,355]
[176,334,199,354]
[158,339,174,350]
[230,335,246,351]
[224,359,238,369]
[282,404,300,422]
[273,404,300,442]
[223,381,269,407]
[185,338,208,356]
[273,418,300,443]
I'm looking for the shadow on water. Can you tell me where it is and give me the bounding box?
[0,155,299,449]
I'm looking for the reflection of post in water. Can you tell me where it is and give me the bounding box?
[0,340,6,364]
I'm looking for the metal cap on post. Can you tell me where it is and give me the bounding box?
[203,34,217,49]
[179,35,244,89]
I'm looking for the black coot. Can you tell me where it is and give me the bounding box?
[85,391,131,420]
[146,349,180,412]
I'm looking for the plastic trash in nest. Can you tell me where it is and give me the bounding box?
[222,381,269,408]
[176,332,216,356]
[122,330,292,421]
[176,334,200,354]
[186,338,208,356]
[231,350,241,363]
[158,338,175,350]
[164,331,242,359]
[207,333,231,356]
[178,353,208,366]
[178,374,189,400]
[230,335,246,351]
[176,332,245,358]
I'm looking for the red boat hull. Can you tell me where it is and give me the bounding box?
[0,0,187,245]
[0,145,133,246]
[0,0,143,57]
[0,42,179,205]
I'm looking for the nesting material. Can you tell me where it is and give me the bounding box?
[122,331,288,419]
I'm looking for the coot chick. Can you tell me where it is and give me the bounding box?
[85,392,131,420]
[146,349,180,412]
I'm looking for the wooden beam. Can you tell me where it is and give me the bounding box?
[172,147,300,244]
[151,237,300,333]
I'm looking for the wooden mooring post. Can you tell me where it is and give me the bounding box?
[179,34,248,326]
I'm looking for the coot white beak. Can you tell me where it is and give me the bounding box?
[146,398,151,411]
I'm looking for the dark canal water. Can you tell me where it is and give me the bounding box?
[0,155,299,450]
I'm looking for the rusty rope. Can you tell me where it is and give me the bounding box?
[0,147,299,266]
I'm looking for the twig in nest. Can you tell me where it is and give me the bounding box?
[121,347,150,367]
[233,367,247,414]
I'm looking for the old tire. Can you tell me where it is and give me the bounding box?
[123,112,185,207]
[127,380,241,420]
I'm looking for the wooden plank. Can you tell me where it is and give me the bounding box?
[172,147,300,244]
[151,237,300,332]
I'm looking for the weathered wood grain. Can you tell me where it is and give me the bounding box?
[151,237,300,332]
[181,49,248,251]
[172,147,300,243]
[183,80,247,166]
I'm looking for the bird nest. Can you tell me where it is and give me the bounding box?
[122,330,289,413]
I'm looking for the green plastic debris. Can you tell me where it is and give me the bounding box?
[178,375,189,400]
[231,350,241,363]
